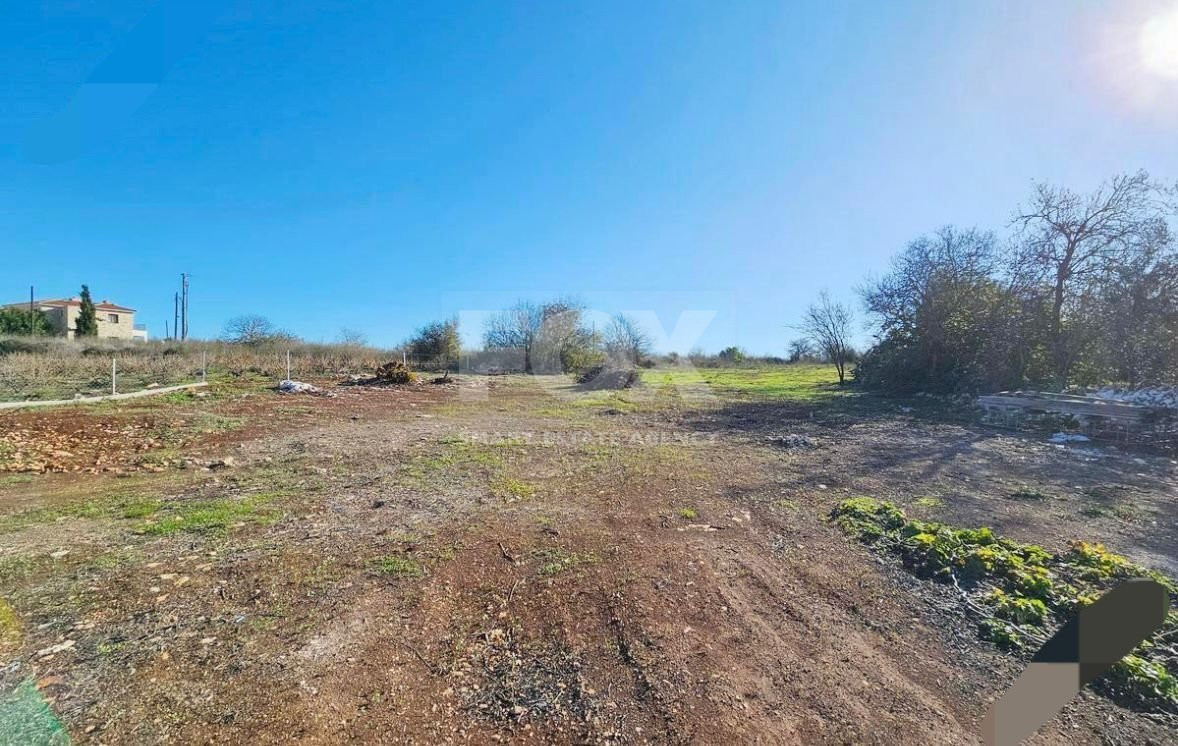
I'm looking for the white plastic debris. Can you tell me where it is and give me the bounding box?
[1091,386,1178,409]
[278,379,320,395]
[1048,432,1091,444]
[766,434,818,450]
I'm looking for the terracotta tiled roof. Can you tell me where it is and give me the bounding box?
[8,298,137,312]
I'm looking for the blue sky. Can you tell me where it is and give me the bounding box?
[3,1,1177,353]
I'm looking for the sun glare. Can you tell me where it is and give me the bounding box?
[1140,3,1178,79]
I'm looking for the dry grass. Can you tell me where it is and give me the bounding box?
[0,337,397,401]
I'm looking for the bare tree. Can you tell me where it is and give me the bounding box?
[484,301,543,373]
[604,313,652,366]
[1013,171,1172,388]
[222,315,293,345]
[787,338,814,363]
[799,291,854,383]
[336,327,368,346]
[223,315,275,344]
[484,299,592,374]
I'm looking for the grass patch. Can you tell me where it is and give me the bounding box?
[568,391,639,412]
[399,436,510,485]
[0,555,36,581]
[676,507,699,520]
[1080,504,1150,522]
[831,497,1178,714]
[0,475,34,486]
[371,555,424,579]
[191,412,245,432]
[490,476,536,501]
[0,493,167,532]
[1010,486,1048,501]
[913,496,943,509]
[532,548,595,577]
[640,363,845,401]
[137,492,286,536]
[0,599,19,648]
[120,498,164,519]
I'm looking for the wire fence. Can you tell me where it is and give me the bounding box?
[0,353,207,403]
[0,343,454,403]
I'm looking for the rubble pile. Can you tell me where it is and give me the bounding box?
[1091,386,1178,410]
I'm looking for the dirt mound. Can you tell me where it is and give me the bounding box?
[576,366,639,390]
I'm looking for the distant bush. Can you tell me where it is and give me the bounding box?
[718,346,746,364]
[375,360,418,384]
[406,317,460,371]
[0,307,51,336]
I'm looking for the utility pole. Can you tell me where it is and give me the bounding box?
[29,286,34,336]
[181,273,189,341]
[174,292,179,341]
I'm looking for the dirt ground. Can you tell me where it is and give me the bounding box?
[1,373,1175,744]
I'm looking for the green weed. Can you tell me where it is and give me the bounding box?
[490,476,536,501]
[532,548,595,577]
[0,555,36,581]
[191,412,245,432]
[372,555,424,579]
[1010,486,1047,501]
[830,497,1178,712]
[137,492,285,536]
[0,493,166,532]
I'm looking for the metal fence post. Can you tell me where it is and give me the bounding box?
[112,358,117,395]
[202,351,207,383]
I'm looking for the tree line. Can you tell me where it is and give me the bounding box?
[849,171,1177,393]
[219,301,651,376]
[216,170,1175,393]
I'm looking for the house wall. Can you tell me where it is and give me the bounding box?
[96,309,135,339]
[62,306,77,340]
[58,306,136,339]
[4,302,138,339]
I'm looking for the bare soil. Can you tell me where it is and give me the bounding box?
[1,376,1175,744]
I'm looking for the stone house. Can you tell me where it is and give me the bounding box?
[3,298,146,340]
